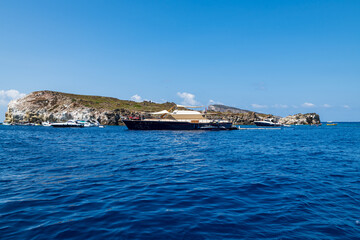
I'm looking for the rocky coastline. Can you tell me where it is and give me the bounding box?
[4,91,321,125]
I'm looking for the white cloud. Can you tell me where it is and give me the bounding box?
[208,99,223,105]
[251,103,268,109]
[343,105,350,109]
[0,89,26,106]
[323,104,331,108]
[177,92,199,105]
[131,94,142,102]
[302,102,315,107]
[272,104,288,109]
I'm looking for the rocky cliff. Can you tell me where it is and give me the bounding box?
[4,91,174,125]
[206,111,265,125]
[208,104,250,114]
[278,113,320,125]
[206,111,320,125]
[5,91,321,125]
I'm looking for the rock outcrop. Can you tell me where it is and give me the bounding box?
[4,91,174,125]
[278,113,320,125]
[206,111,320,125]
[208,104,250,114]
[206,111,264,125]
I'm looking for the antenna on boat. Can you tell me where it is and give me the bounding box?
[161,104,177,119]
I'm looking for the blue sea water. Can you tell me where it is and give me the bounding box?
[0,123,360,239]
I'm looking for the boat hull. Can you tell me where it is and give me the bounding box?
[254,121,282,127]
[123,120,236,130]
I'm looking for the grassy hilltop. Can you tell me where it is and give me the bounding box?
[35,91,176,112]
[5,90,177,124]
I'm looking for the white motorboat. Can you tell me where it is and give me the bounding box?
[42,122,52,127]
[76,120,100,127]
[51,120,84,128]
[254,119,283,127]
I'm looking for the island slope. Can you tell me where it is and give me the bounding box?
[4,91,320,125]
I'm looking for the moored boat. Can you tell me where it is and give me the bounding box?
[254,119,283,127]
[50,120,102,128]
[326,121,337,126]
[42,121,51,127]
[76,120,100,127]
[123,105,237,131]
[51,120,84,128]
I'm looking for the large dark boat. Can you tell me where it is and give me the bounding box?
[123,105,238,131]
[123,119,235,130]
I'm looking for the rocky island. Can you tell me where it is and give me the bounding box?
[4,91,320,125]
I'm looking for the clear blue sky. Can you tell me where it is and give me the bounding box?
[0,0,359,121]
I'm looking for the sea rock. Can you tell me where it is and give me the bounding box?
[278,113,320,125]
[206,111,271,125]
[208,104,250,114]
[206,111,320,125]
[4,91,154,125]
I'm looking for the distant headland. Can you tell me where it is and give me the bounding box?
[4,91,320,125]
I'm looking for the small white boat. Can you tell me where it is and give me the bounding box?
[76,120,100,127]
[326,121,337,126]
[254,119,282,127]
[51,120,84,128]
[42,122,52,127]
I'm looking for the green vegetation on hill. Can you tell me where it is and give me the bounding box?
[43,91,176,112]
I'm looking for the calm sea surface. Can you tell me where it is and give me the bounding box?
[0,123,359,239]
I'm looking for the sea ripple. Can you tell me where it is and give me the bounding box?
[0,123,360,239]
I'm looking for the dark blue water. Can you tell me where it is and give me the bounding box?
[1,123,360,239]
